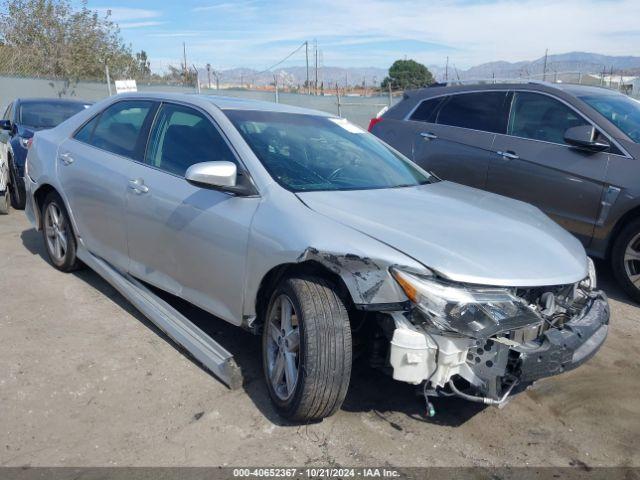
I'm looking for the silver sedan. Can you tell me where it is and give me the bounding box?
[24,93,609,420]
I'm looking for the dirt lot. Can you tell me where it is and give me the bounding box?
[1,211,639,468]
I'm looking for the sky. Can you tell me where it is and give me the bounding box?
[82,0,640,72]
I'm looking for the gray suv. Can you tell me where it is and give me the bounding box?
[371,83,640,302]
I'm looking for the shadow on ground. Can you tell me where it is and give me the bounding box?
[20,227,634,427]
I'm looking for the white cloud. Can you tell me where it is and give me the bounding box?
[118,0,640,69]
[120,21,165,29]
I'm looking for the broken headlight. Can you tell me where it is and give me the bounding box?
[391,268,541,338]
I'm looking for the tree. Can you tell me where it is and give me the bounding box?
[381,59,434,91]
[0,0,139,82]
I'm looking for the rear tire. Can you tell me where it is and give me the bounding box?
[0,189,9,215]
[41,192,81,272]
[262,276,352,421]
[611,218,640,303]
[9,165,25,210]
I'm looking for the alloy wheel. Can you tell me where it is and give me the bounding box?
[624,232,640,291]
[44,202,68,263]
[265,294,301,401]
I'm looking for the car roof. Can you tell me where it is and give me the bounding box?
[113,91,333,117]
[402,81,623,100]
[16,97,93,105]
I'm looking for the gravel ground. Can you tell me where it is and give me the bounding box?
[1,211,638,468]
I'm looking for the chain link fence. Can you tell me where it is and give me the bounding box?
[2,52,639,129]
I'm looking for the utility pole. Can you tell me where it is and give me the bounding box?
[445,56,449,83]
[314,39,318,95]
[609,66,613,87]
[182,42,188,86]
[542,48,548,82]
[193,65,201,93]
[206,63,212,89]
[305,41,310,95]
[105,63,112,95]
[274,74,279,103]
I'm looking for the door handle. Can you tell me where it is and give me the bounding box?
[496,150,520,160]
[420,132,438,140]
[128,178,149,194]
[59,152,74,165]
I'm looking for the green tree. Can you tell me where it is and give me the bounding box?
[0,0,138,83]
[381,59,434,90]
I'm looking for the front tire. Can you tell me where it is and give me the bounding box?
[612,218,640,303]
[41,192,81,272]
[262,276,352,421]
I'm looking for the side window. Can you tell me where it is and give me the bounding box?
[437,92,509,133]
[146,103,236,177]
[2,103,12,121]
[508,92,590,145]
[73,114,100,144]
[409,97,444,123]
[87,101,154,160]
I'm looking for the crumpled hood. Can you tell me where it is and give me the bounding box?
[297,181,588,287]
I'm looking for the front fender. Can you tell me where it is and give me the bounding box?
[242,185,428,319]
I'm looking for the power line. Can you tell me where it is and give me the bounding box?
[254,41,307,76]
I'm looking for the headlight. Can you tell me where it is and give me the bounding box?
[391,268,541,338]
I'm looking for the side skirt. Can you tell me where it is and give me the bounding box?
[76,246,243,390]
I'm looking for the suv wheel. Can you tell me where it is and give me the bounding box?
[42,192,81,272]
[262,276,352,421]
[612,218,640,303]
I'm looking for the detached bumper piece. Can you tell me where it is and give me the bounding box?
[514,294,609,382]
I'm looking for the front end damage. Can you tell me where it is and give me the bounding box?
[372,263,609,409]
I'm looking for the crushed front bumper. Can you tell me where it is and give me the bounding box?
[388,291,610,402]
[514,293,609,383]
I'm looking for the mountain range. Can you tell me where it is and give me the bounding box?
[207,52,640,88]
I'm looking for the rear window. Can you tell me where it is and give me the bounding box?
[74,100,155,160]
[436,92,510,134]
[18,101,89,129]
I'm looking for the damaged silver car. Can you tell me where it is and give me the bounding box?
[24,93,609,421]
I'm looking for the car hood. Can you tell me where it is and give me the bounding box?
[296,181,588,287]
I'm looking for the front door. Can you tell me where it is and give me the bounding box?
[486,91,609,246]
[57,100,157,271]
[125,102,260,325]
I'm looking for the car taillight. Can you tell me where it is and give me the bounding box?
[26,138,33,149]
[368,117,383,132]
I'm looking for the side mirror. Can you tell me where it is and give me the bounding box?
[564,125,609,152]
[185,161,237,189]
[0,120,12,131]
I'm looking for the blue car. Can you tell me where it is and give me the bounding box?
[0,98,91,210]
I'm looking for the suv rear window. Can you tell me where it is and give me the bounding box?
[409,97,444,123]
[436,92,509,134]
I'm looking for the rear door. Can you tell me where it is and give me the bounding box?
[125,102,260,325]
[487,91,609,245]
[410,91,510,189]
[57,100,157,271]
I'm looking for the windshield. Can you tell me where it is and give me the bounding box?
[580,94,640,143]
[224,110,432,192]
[18,101,89,129]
